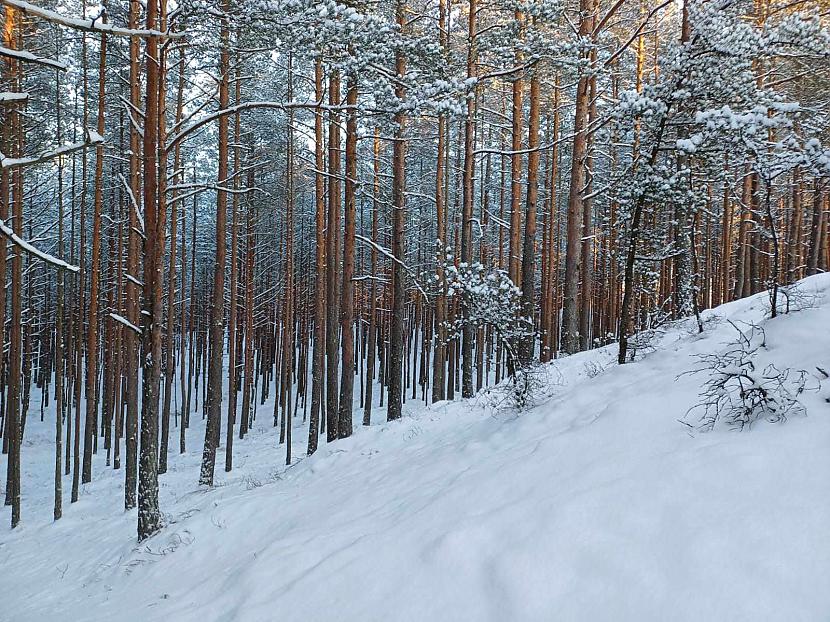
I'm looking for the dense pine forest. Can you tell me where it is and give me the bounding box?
[1,0,829,550]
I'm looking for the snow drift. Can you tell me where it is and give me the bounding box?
[2,275,829,621]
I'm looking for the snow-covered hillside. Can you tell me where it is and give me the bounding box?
[2,276,830,622]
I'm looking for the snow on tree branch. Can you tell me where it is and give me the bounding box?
[0,91,28,103]
[0,130,104,171]
[108,313,142,335]
[166,100,321,153]
[0,0,182,38]
[0,44,67,71]
[0,219,79,273]
[356,234,429,300]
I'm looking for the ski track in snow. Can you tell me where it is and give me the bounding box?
[2,275,830,621]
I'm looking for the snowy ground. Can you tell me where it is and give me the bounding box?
[2,275,830,621]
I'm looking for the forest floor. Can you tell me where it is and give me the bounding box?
[2,275,830,621]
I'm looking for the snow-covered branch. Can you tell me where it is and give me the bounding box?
[0,131,103,171]
[356,234,429,301]
[0,219,79,273]
[0,45,67,71]
[0,91,28,103]
[108,313,142,335]
[0,0,182,38]
[118,173,145,238]
[166,99,320,153]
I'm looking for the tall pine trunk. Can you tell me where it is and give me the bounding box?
[200,0,230,487]
[387,0,407,422]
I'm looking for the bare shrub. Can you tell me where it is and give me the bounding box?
[583,360,609,378]
[478,363,559,413]
[768,282,822,317]
[682,321,812,431]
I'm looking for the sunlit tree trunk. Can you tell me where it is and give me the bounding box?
[562,0,593,354]
[519,62,540,365]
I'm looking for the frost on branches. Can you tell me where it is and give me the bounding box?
[434,249,539,407]
[609,0,830,342]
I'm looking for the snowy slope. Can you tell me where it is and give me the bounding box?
[2,275,830,622]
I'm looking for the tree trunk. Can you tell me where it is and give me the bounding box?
[807,179,824,275]
[308,57,326,454]
[240,168,256,440]
[364,130,381,424]
[283,53,295,464]
[579,49,597,350]
[387,0,407,422]
[326,69,341,440]
[137,0,164,541]
[124,0,142,511]
[519,65,540,365]
[338,71,358,437]
[82,25,107,485]
[562,0,593,354]
[225,59,242,472]
[431,0,448,403]
[3,5,22,526]
[200,0,230,487]
[460,0,477,398]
